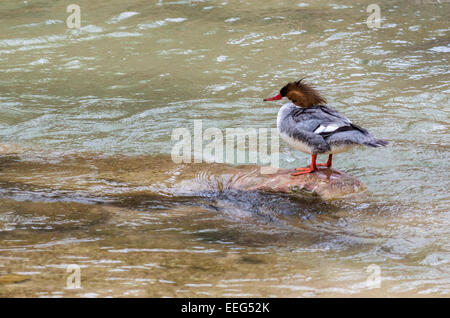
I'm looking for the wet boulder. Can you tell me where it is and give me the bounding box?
[174,163,367,200]
[230,166,367,200]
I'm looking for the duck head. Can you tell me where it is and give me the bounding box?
[264,79,326,107]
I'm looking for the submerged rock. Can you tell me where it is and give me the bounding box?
[0,143,23,154]
[0,274,29,285]
[0,150,366,201]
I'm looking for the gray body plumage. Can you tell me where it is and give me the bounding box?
[277,103,388,155]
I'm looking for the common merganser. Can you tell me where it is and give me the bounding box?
[264,79,388,176]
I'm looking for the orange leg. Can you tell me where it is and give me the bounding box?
[292,154,318,176]
[317,154,333,168]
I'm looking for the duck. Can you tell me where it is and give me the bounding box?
[264,79,388,176]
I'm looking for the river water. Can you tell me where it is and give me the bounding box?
[0,0,449,297]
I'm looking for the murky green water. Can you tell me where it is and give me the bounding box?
[0,0,449,297]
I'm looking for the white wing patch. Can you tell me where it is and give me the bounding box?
[314,124,341,134]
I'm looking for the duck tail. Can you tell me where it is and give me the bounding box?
[363,138,389,148]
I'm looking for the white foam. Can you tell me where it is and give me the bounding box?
[107,12,140,24]
[429,45,450,53]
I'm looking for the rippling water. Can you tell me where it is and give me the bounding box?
[0,0,449,297]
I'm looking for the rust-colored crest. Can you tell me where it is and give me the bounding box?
[280,79,326,107]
